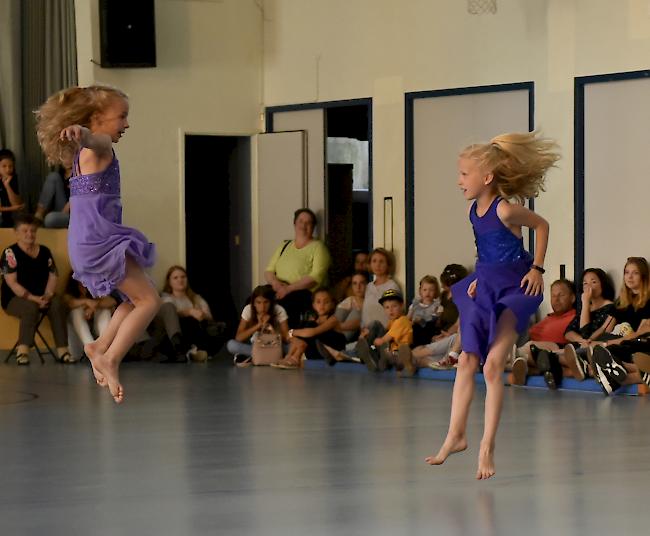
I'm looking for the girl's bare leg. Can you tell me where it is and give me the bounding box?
[92,259,161,403]
[477,310,517,480]
[425,351,479,465]
[85,302,133,386]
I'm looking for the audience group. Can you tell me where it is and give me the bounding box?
[2,149,650,399]
[1,214,225,365]
[228,208,650,397]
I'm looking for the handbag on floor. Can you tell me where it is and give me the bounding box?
[252,324,282,365]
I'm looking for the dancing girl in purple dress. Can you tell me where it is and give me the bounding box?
[425,132,559,479]
[36,86,161,404]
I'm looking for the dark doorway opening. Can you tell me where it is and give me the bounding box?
[184,135,252,331]
[325,104,371,288]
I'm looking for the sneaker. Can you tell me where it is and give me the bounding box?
[592,346,626,395]
[398,345,416,377]
[431,353,458,369]
[511,356,528,385]
[640,372,650,388]
[564,344,586,381]
[232,354,251,367]
[357,338,378,372]
[316,340,336,366]
[189,348,208,362]
[506,343,517,368]
[377,346,392,372]
[16,353,29,366]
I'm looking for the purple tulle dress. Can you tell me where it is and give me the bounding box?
[68,151,156,298]
[452,197,542,363]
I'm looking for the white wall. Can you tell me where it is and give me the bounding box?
[74,0,262,285]
[262,0,650,300]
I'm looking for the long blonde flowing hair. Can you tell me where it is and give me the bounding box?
[460,131,560,203]
[35,85,128,168]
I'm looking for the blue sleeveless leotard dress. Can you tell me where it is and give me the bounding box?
[452,197,542,363]
[68,151,156,297]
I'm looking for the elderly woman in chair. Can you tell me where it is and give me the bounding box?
[1,214,71,364]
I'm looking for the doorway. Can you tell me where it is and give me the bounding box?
[265,98,372,289]
[184,135,252,329]
[325,104,371,286]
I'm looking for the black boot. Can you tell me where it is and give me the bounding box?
[160,333,188,363]
[536,350,563,389]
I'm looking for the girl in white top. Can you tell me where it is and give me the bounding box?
[335,271,368,341]
[228,285,290,360]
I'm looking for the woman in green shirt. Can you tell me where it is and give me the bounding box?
[264,208,331,327]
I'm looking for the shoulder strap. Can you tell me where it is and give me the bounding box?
[72,151,81,177]
[279,240,292,257]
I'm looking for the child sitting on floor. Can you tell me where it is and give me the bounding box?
[357,289,413,372]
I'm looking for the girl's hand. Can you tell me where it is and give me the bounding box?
[521,269,543,296]
[373,337,383,347]
[1,175,13,188]
[467,279,477,298]
[259,313,271,326]
[59,125,88,144]
[581,285,592,304]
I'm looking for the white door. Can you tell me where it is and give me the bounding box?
[412,90,530,283]
[271,109,326,233]
[254,131,307,284]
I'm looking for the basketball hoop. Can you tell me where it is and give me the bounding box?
[468,0,497,15]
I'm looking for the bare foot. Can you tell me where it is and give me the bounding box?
[84,342,107,387]
[94,353,124,404]
[425,437,468,465]
[476,443,496,480]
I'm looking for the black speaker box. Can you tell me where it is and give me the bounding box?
[99,0,156,68]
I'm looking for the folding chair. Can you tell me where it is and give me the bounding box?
[4,309,57,364]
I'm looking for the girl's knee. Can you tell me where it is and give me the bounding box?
[458,352,478,373]
[482,360,504,383]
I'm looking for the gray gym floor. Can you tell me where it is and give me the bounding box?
[0,359,648,535]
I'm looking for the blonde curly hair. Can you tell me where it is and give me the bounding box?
[35,85,128,168]
[459,131,560,203]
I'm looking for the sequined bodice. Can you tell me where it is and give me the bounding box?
[70,153,120,196]
[471,197,530,264]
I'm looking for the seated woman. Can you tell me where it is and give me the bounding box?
[34,165,71,228]
[0,149,25,228]
[64,273,116,359]
[0,214,70,364]
[264,208,331,327]
[227,284,290,363]
[161,265,225,361]
[530,268,614,388]
[272,288,345,369]
[586,257,650,395]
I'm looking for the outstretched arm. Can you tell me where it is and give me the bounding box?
[60,125,113,173]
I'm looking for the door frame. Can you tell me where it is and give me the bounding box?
[573,69,650,279]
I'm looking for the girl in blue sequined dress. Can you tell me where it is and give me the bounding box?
[425,132,559,479]
[36,86,161,404]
